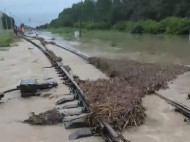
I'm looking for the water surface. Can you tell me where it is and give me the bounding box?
[39,31,190,65]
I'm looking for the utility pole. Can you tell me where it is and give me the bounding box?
[4,9,8,30]
[13,15,16,26]
[79,0,82,37]
[29,18,31,29]
[10,12,13,29]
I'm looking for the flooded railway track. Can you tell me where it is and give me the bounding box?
[23,35,190,142]
[23,36,128,142]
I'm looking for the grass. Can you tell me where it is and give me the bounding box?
[0,30,14,47]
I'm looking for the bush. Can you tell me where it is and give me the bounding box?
[159,17,190,34]
[85,22,111,30]
[113,22,126,31]
[0,31,14,47]
[47,17,190,35]
[131,25,144,34]
[74,22,88,28]
[176,18,190,35]
[139,20,160,34]
[125,17,190,35]
[86,22,96,30]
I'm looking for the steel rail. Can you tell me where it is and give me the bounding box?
[25,35,89,61]
[155,92,190,119]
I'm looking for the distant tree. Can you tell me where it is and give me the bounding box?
[2,13,15,29]
[37,0,190,28]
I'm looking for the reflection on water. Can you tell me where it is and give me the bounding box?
[39,31,190,65]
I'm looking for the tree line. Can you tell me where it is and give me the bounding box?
[37,0,190,34]
[2,13,15,29]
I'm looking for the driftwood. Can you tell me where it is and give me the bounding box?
[80,78,145,130]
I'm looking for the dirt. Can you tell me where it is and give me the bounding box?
[78,57,190,130]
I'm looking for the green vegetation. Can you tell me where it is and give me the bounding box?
[115,17,190,35]
[37,0,190,35]
[0,31,14,47]
[46,17,190,35]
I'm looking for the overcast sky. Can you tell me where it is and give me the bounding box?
[0,0,80,27]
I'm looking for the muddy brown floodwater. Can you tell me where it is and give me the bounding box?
[38,31,190,65]
[1,36,190,142]
[43,40,190,142]
[125,95,190,142]
[0,39,103,142]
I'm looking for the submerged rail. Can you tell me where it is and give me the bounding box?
[23,36,127,142]
[155,92,190,119]
[26,35,89,61]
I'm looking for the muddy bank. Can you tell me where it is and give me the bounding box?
[79,57,189,130]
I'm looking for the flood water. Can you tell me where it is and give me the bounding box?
[38,30,190,65]
[0,31,189,142]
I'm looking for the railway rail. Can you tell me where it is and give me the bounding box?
[155,92,190,120]
[23,36,128,142]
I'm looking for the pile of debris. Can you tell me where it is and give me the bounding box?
[24,56,189,131]
[78,57,189,130]
[24,109,63,125]
[88,57,189,94]
[48,50,62,62]
[80,78,145,130]
[32,36,56,46]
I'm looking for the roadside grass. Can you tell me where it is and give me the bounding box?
[0,30,14,47]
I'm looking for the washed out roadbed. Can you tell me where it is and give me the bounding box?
[24,57,189,131]
[79,57,189,130]
[24,39,189,132]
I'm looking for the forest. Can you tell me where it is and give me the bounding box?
[37,0,190,35]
